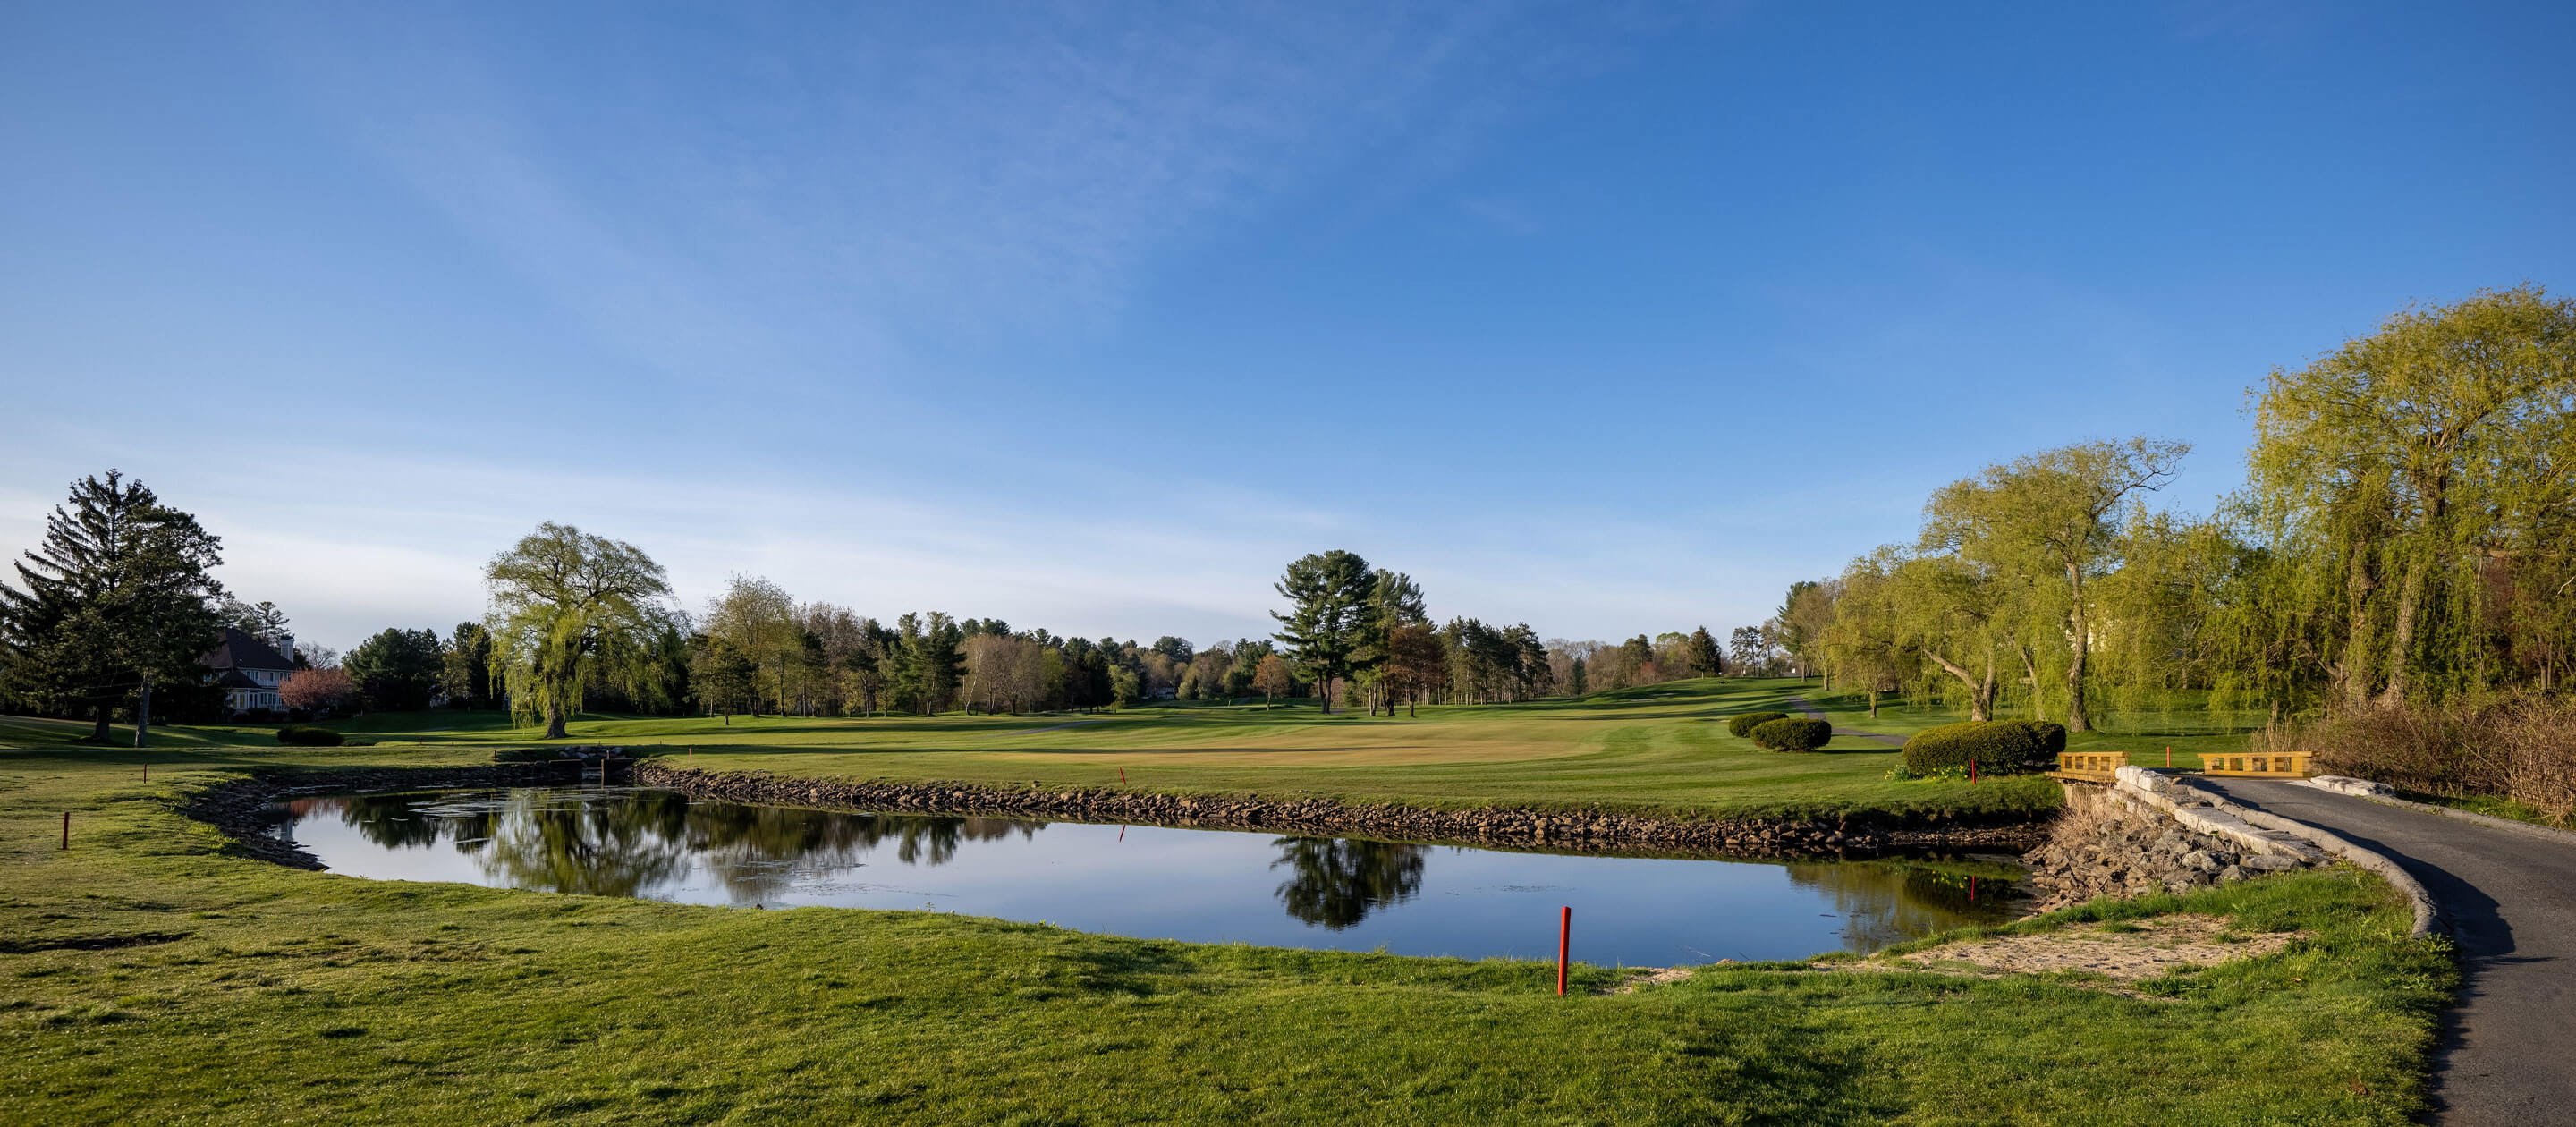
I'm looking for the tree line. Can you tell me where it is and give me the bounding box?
[1,479,1751,742]
[1773,285,2573,730]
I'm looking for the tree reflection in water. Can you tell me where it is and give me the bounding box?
[1782,861,2024,953]
[1269,837,1428,929]
[314,790,1044,903]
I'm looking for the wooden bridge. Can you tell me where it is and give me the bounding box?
[2045,750,2315,782]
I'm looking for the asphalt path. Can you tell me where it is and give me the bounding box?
[2193,777,2576,1126]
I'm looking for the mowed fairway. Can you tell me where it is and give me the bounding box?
[4,680,2073,821]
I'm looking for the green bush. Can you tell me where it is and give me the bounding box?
[275,725,343,747]
[1726,711,1790,738]
[1750,717,1834,751]
[1901,720,2065,775]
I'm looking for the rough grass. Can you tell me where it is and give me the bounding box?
[0,744,2453,1124]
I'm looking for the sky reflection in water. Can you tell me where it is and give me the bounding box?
[282,787,2027,965]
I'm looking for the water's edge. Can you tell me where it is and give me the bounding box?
[631,762,2048,860]
[181,761,2049,871]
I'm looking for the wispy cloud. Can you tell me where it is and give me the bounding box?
[261,3,1571,376]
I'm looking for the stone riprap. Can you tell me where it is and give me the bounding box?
[630,762,2045,859]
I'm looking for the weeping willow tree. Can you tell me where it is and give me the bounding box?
[1919,437,2190,732]
[483,522,681,739]
[2243,285,2576,710]
[1885,551,2011,722]
[1819,550,1919,719]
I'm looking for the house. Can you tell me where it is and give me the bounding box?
[202,628,296,715]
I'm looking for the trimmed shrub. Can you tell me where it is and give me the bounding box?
[276,725,344,747]
[1750,717,1834,752]
[1726,711,1790,738]
[1901,720,2064,775]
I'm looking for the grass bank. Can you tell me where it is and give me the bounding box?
[0,741,2452,1124]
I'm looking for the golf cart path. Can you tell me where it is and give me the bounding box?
[2195,777,2576,1126]
[1781,696,1907,747]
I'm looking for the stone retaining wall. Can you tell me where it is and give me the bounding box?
[2020,771,2327,912]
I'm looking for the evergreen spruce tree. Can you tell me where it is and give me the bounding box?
[1688,626,1724,677]
[0,470,225,744]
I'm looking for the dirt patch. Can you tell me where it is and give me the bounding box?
[1819,914,2306,996]
[1604,965,1704,994]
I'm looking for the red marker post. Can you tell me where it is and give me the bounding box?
[1970,758,1978,784]
[1556,906,1572,996]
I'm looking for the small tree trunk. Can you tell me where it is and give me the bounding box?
[2061,561,2093,733]
[133,674,153,749]
[2341,538,2379,711]
[93,703,113,743]
[2377,550,2431,709]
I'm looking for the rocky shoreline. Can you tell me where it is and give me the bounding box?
[628,761,2046,859]
[172,758,2048,869]
[2016,781,2320,912]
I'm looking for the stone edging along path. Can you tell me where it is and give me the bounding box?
[627,761,2045,858]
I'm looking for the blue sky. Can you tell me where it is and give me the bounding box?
[4,1,2570,653]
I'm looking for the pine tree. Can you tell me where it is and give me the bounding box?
[1270,550,1377,714]
[0,470,225,744]
[1688,626,1724,677]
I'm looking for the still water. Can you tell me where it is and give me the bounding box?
[280,787,2027,966]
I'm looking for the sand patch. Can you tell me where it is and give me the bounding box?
[1820,914,2306,996]
[1604,965,1705,994]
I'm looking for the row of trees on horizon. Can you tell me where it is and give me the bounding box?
[0,481,1759,741]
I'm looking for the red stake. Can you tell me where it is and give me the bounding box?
[2165,745,2173,767]
[1970,758,1978,784]
[1970,876,1978,902]
[1118,767,1127,784]
[1117,825,1126,842]
[1556,906,1572,996]
[141,762,148,783]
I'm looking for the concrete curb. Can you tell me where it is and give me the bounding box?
[2297,776,2576,849]
[2109,767,2325,862]
[2174,776,2447,939]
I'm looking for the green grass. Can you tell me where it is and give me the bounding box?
[2393,789,2576,832]
[0,741,2453,1124]
[7,680,2072,823]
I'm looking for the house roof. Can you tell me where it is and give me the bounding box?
[213,669,264,689]
[201,627,294,674]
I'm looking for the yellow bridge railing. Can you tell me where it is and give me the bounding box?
[2045,750,2317,781]
[2050,752,2124,781]
[2199,752,2314,779]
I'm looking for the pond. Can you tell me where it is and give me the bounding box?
[278,787,2029,966]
